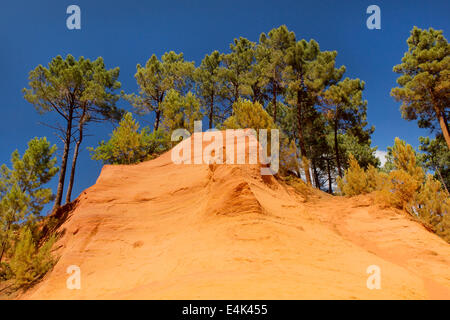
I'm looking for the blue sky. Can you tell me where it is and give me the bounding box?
[0,0,449,211]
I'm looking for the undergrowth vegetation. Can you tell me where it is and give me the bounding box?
[338,138,450,242]
[0,138,58,293]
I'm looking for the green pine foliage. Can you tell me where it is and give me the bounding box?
[4,23,447,293]
[338,138,449,243]
[222,99,276,130]
[337,133,380,170]
[116,25,380,193]
[322,77,375,177]
[0,138,59,287]
[0,138,58,263]
[194,51,226,128]
[221,37,257,104]
[391,27,450,149]
[9,228,56,287]
[337,154,378,196]
[419,135,450,191]
[161,89,203,133]
[415,175,450,242]
[2,25,445,291]
[89,112,169,165]
[23,54,123,208]
[125,52,195,131]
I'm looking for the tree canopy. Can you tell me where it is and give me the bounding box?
[23,55,122,209]
[391,27,450,149]
[116,24,379,193]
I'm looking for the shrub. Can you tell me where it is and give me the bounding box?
[434,214,450,243]
[377,139,424,211]
[390,138,424,181]
[382,169,421,211]
[89,112,169,165]
[9,228,55,287]
[419,135,450,191]
[366,164,384,191]
[415,174,450,240]
[337,154,378,196]
[338,138,449,242]
[222,99,276,131]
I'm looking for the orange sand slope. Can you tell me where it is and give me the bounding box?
[23,132,450,299]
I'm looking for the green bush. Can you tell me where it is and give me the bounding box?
[337,154,378,196]
[89,112,169,165]
[415,175,450,242]
[338,139,449,242]
[222,99,276,130]
[0,137,59,289]
[9,228,55,287]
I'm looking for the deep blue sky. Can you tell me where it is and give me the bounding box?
[0,0,449,211]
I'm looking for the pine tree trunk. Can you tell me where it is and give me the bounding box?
[53,109,73,211]
[296,90,312,185]
[154,109,161,132]
[209,95,214,129]
[272,82,277,123]
[436,168,449,194]
[252,84,262,104]
[0,245,5,263]
[327,158,333,194]
[334,115,343,178]
[0,241,6,263]
[436,108,450,150]
[65,115,85,203]
[251,85,257,103]
[297,127,311,185]
[65,140,80,204]
[0,222,11,263]
[312,159,320,189]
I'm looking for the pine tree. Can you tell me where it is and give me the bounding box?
[339,133,380,170]
[23,55,122,208]
[0,138,58,263]
[126,52,195,131]
[194,51,225,128]
[283,38,345,185]
[245,53,266,104]
[390,138,425,180]
[283,40,317,185]
[161,89,203,133]
[9,228,35,286]
[222,37,257,107]
[323,78,370,177]
[391,27,450,149]
[257,25,296,123]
